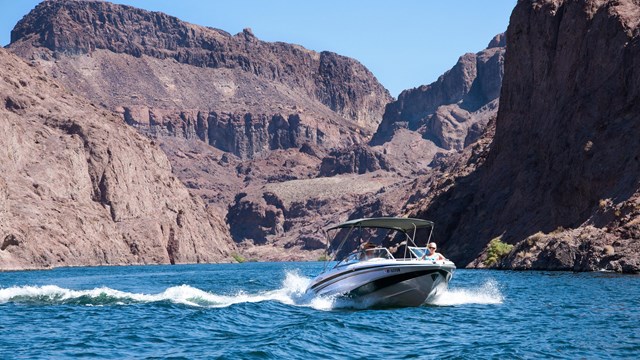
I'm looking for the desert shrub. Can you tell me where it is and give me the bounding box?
[231,253,247,263]
[484,237,514,267]
[317,254,329,262]
[599,198,609,209]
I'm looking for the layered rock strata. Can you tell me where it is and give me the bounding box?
[10,0,392,159]
[226,174,401,261]
[7,0,520,263]
[6,0,397,261]
[319,145,392,176]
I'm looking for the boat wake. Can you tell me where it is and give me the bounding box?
[0,271,325,309]
[426,279,504,306]
[0,272,502,309]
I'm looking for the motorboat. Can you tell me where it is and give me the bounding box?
[305,217,455,307]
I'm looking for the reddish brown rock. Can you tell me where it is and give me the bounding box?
[471,226,640,273]
[408,0,640,273]
[0,48,235,270]
[6,0,399,262]
[10,0,392,160]
[319,145,392,176]
[225,174,403,261]
[365,34,504,177]
[6,0,518,264]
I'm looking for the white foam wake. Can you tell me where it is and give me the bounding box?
[0,272,503,309]
[427,279,504,306]
[0,271,334,309]
[0,284,233,307]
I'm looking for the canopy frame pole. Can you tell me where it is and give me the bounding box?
[411,223,418,247]
[403,230,409,260]
[426,224,434,246]
[322,227,331,272]
[327,225,357,270]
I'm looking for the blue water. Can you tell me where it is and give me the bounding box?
[0,263,638,359]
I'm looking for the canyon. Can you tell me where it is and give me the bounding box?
[3,0,638,273]
[7,0,503,263]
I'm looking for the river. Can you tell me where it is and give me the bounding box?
[0,262,638,359]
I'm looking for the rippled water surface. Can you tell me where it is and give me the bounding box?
[0,262,638,359]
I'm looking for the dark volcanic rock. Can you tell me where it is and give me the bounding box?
[224,174,402,261]
[0,48,234,270]
[227,192,285,246]
[408,0,640,273]
[474,227,640,273]
[7,1,533,265]
[129,110,325,159]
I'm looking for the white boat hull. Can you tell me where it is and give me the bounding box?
[306,259,455,307]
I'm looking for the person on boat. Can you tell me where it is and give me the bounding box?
[359,242,377,260]
[421,242,445,261]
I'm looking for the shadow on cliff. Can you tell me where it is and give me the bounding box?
[410,0,640,267]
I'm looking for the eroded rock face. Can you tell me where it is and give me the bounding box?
[3,1,395,260]
[125,109,326,160]
[227,192,285,246]
[408,0,640,273]
[468,225,640,273]
[10,0,392,159]
[0,48,234,270]
[319,145,392,176]
[225,174,403,261]
[371,34,505,150]
[6,0,398,262]
[6,1,516,264]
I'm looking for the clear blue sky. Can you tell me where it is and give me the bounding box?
[0,0,515,97]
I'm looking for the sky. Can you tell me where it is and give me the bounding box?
[0,0,515,98]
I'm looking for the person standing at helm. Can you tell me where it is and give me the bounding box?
[421,242,444,260]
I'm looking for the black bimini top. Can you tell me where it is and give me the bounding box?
[326,217,434,233]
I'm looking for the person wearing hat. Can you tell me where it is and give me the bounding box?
[421,242,444,261]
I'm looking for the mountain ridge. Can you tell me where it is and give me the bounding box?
[6,0,516,267]
[10,0,391,133]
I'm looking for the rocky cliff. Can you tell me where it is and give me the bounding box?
[7,0,399,261]
[371,34,505,151]
[408,0,640,273]
[0,48,235,270]
[10,0,392,159]
[319,145,392,176]
[225,173,401,261]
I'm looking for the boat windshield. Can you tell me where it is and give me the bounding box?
[336,247,394,267]
[408,246,428,259]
